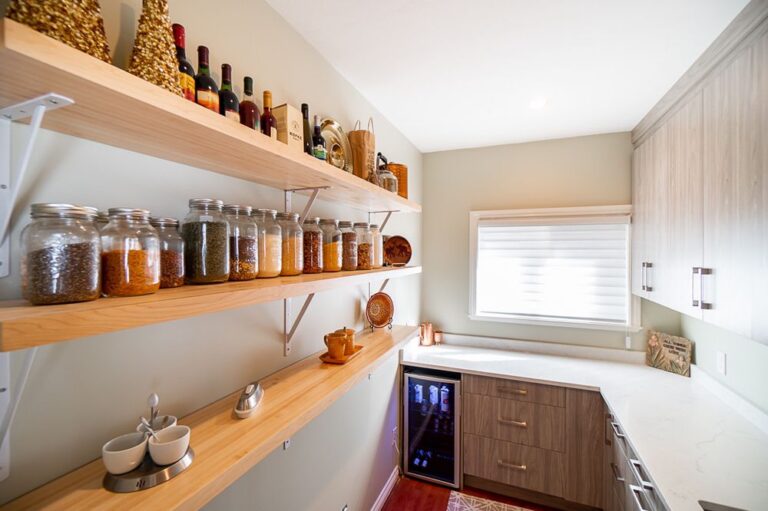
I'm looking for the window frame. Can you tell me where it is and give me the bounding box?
[468,205,641,332]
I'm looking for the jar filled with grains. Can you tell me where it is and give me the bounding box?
[302,217,323,274]
[319,218,342,272]
[370,224,384,269]
[354,222,373,270]
[150,217,185,289]
[182,198,230,284]
[253,208,282,278]
[277,212,303,276]
[101,208,160,297]
[224,204,258,281]
[339,221,357,271]
[20,203,101,305]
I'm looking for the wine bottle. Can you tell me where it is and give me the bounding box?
[312,115,326,161]
[260,90,277,139]
[195,46,219,112]
[301,103,312,155]
[171,24,195,102]
[219,64,240,121]
[239,76,260,130]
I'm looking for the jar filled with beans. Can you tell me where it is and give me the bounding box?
[101,208,160,297]
[354,222,373,270]
[370,224,384,268]
[339,221,357,271]
[277,212,303,276]
[224,204,258,281]
[319,218,342,272]
[302,217,323,274]
[150,217,185,289]
[181,198,230,284]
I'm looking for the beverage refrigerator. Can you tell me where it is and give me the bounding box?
[403,367,461,488]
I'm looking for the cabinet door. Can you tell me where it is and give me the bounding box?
[702,37,767,341]
[631,141,651,298]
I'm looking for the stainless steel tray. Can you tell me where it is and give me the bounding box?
[103,448,194,492]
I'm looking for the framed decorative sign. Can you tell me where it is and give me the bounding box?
[646,330,693,377]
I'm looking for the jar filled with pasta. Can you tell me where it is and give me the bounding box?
[277,212,303,276]
[370,223,383,268]
[253,208,282,278]
[302,217,323,274]
[101,208,160,297]
[320,218,342,272]
[224,204,258,281]
[354,222,373,270]
[339,221,357,271]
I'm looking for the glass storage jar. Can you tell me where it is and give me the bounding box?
[253,208,282,278]
[20,203,101,305]
[182,198,230,284]
[354,222,373,270]
[150,217,185,289]
[370,224,384,268]
[339,221,357,271]
[319,218,342,272]
[101,208,160,297]
[95,210,110,230]
[277,212,303,276]
[224,204,258,281]
[302,217,323,274]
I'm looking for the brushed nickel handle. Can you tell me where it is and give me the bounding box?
[630,459,654,490]
[641,262,647,291]
[497,459,526,471]
[692,267,713,309]
[497,387,528,396]
[498,417,527,428]
[629,485,651,511]
[610,462,624,482]
[610,421,625,439]
[644,262,653,292]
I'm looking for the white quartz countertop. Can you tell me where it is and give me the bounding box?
[401,342,768,511]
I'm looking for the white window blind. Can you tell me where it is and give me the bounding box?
[470,207,632,328]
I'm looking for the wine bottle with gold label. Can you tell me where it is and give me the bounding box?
[195,46,219,112]
[260,91,278,140]
[172,24,195,102]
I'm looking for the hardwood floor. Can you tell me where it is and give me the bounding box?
[381,477,559,511]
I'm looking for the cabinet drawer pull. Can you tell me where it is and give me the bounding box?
[610,462,624,482]
[497,459,527,471]
[610,421,625,439]
[497,387,528,396]
[641,262,647,291]
[629,485,651,511]
[497,417,527,428]
[644,262,653,292]
[630,459,654,490]
[692,267,713,309]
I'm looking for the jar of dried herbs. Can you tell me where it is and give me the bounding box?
[20,203,101,305]
[101,208,160,297]
[302,217,323,274]
[182,198,230,284]
[354,222,373,270]
[320,218,342,272]
[277,212,303,276]
[252,208,282,278]
[150,217,185,289]
[370,224,384,268]
[339,221,357,271]
[224,204,258,281]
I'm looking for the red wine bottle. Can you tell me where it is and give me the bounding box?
[171,24,195,102]
[260,90,277,139]
[301,103,312,155]
[195,46,219,112]
[239,76,260,130]
[219,64,240,121]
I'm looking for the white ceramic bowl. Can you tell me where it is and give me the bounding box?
[148,425,190,466]
[102,432,148,475]
[136,415,177,432]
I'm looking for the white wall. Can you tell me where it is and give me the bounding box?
[0,0,421,505]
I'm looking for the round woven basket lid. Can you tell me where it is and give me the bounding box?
[366,292,394,328]
[384,236,412,266]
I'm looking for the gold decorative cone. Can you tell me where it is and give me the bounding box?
[128,0,182,96]
[6,0,111,63]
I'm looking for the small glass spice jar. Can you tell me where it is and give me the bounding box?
[20,203,101,305]
[253,208,282,278]
[370,224,384,269]
[224,204,258,281]
[302,217,323,274]
[339,221,357,271]
[150,217,185,289]
[181,198,230,284]
[320,218,342,272]
[101,208,160,297]
[354,222,373,270]
[277,212,303,276]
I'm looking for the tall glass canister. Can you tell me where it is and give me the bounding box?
[224,204,258,281]
[277,212,303,276]
[181,198,230,284]
[302,217,323,274]
[150,217,185,289]
[253,208,282,278]
[370,223,384,269]
[101,208,160,297]
[354,222,373,270]
[339,221,357,271]
[320,218,342,272]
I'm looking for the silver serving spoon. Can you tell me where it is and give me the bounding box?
[147,393,159,423]
[140,416,159,441]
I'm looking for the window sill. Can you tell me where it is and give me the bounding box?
[468,313,643,333]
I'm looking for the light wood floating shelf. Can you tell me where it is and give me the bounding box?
[0,19,421,213]
[3,325,418,510]
[0,266,421,352]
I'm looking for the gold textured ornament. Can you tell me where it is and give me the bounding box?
[128,0,183,96]
[6,0,111,63]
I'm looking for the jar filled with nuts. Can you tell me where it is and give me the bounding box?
[224,204,258,281]
[302,217,323,274]
[339,221,357,271]
[320,218,342,272]
[354,222,373,270]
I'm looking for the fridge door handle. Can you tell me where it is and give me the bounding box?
[497,417,528,428]
[497,459,527,471]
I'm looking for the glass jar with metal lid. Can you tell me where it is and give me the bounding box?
[95,210,109,230]
[302,217,323,274]
[319,219,342,272]
[354,222,373,270]
[370,224,384,268]
[101,208,160,297]
[20,203,101,305]
[181,198,230,284]
[252,208,282,278]
[224,204,258,281]
[277,212,303,276]
[150,217,184,289]
[339,221,357,271]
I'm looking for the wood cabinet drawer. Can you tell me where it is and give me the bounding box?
[463,434,565,497]
[463,374,566,407]
[463,393,565,451]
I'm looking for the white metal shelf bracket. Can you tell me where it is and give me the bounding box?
[0,347,39,481]
[0,94,74,278]
[283,294,315,356]
[367,210,396,233]
[283,186,330,224]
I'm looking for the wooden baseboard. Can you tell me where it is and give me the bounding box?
[464,475,602,511]
[371,466,400,511]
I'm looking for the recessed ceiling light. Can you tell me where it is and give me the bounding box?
[529,97,548,110]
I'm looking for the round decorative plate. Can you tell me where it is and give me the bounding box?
[366,292,394,328]
[320,118,353,172]
[383,236,412,266]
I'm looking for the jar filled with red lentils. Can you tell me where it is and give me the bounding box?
[101,208,160,297]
